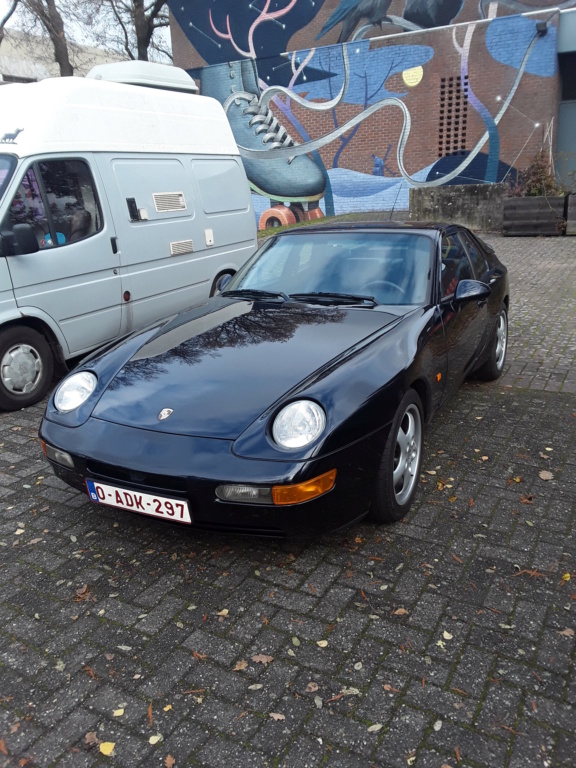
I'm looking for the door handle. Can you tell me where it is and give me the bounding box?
[110,237,118,254]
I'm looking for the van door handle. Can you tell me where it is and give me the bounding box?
[110,237,118,254]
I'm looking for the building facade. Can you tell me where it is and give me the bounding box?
[169,1,576,226]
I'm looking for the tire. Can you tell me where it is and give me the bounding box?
[210,271,235,297]
[0,326,54,411]
[371,389,424,524]
[474,304,508,381]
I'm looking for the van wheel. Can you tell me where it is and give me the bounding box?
[210,271,235,297]
[0,327,54,411]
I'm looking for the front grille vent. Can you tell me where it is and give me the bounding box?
[153,192,186,212]
[86,459,187,493]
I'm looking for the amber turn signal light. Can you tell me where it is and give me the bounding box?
[272,469,336,506]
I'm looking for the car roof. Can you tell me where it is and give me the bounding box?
[275,220,455,237]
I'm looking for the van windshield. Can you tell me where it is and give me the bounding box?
[0,155,16,203]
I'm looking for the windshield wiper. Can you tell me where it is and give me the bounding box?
[221,288,289,302]
[288,292,378,306]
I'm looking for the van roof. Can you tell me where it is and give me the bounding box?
[0,76,239,157]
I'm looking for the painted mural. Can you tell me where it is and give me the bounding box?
[168,0,572,227]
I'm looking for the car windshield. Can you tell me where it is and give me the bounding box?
[0,154,16,203]
[225,231,434,306]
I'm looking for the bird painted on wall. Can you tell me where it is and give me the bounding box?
[315,0,393,43]
[402,0,465,29]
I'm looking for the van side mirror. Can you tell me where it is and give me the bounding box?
[13,223,40,255]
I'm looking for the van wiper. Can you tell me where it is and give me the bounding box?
[289,292,377,306]
[221,288,289,302]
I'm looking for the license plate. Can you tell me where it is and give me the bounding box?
[85,479,191,524]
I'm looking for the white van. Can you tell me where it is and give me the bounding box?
[0,62,257,410]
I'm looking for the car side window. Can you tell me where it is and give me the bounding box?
[440,234,473,298]
[1,158,103,252]
[460,231,489,280]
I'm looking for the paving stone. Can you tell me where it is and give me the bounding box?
[1,235,575,766]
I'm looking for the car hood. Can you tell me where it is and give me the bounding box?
[91,299,399,438]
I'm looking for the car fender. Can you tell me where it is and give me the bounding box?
[233,307,441,462]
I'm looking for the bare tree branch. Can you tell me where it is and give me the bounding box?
[0,0,20,48]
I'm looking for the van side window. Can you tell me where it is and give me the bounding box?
[38,159,103,246]
[1,159,102,252]
[3,166,49,248]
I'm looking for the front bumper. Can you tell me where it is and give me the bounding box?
[39,417,385,536]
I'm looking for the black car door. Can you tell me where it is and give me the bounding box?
[438,230,489,396]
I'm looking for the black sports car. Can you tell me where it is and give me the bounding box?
[39,222,509,536]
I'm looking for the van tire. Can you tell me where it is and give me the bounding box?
[0,327,54,411]
[210,271,235,297]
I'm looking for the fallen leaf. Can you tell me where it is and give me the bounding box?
[83,665,97,679]
[292,637,300,646]
[0,740,7,756]
[163,704,172,712]
[165,756,176,768]
[314,695,323,709]
[149,734,163,745]
[305,682,319,693]
[443,631,453,640]
[217,609,229,616]
[147,701,153,728]
[233,660,248,672]
[104,653,115,661]
[539,470,553,481]
[367,723,383,733]
[248,684,263,690]
[73,584,91,602]
[392,608,408,616]
[99,742,115,756]
[251,654,273,665]
[113,708,124,717]
[269,712,285,721]
[520,493,535,504]
[192,651,207,661]
[383,684,401,693]
[562,573,571,583]
[451,553,463,564]
[84,732,101,747]
[558,628,574,637]
[425,470,437,475]
[316,640,328,648]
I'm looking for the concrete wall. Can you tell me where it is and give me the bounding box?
[410,184,506,232]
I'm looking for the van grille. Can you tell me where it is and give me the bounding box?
[153,192,187,212]
[170,240,194,256]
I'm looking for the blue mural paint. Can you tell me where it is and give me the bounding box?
[169,0,327,86]
[426,152,516,186]
[486,15,557,76]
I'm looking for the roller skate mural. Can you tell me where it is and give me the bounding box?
[169,1,569,227]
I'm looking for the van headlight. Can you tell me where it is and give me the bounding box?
[272,400,326,449]
[54,371,97,412]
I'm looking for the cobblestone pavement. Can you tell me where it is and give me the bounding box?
[0,235,574,768]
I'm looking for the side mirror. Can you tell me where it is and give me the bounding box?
[13,223,40,255]
[454,279,491,303]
